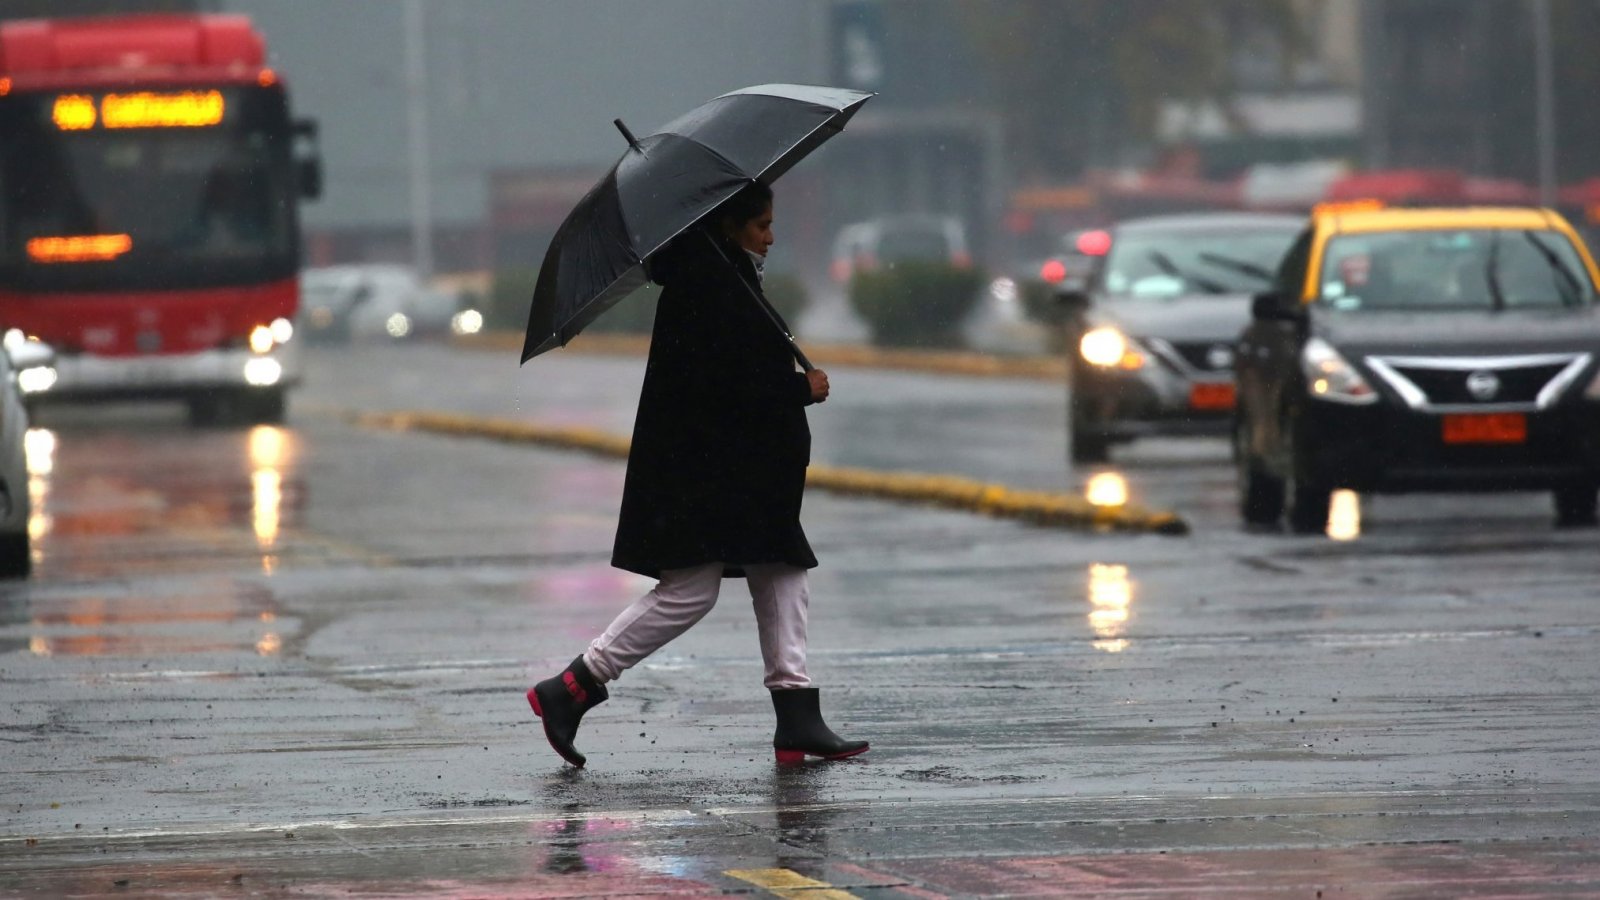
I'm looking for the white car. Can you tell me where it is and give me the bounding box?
[0,339,48,578]
[300,265,459,343]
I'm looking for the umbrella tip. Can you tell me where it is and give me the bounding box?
[613,118,641,150]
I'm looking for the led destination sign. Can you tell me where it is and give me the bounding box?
[51,90,225,130]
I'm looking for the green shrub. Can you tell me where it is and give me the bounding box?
[848,262,985,348]
[761,271,808,330]
[486,269,539,332]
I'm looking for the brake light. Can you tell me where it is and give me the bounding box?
[1040,259,1068,284]
[1076,230,1112,256]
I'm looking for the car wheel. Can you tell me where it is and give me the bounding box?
[1235,420,1283,527]
[0,531,30,579]
[1070,422,1110,464]
[1553,484,1599,528]
[1283,418,1331,535]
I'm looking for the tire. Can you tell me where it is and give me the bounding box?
[187,394,224,427]
[1236,421,1284,526]
[1069,422,1110,464]
[0,531,30,579]
[1283,416,1331,535]
[244,389,288,426]
[1553,484,1599,528]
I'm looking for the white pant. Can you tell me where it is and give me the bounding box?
[583,562,810,689]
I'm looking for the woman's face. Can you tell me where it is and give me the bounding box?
[728,202,775,257]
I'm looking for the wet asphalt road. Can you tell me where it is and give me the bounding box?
[2,341,1597,897]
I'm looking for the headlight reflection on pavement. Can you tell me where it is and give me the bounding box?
[1327,489,1362,541]
[249,425,293,572]
[25,428,55,554]
[1087,562,1133,653]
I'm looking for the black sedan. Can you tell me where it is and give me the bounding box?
[1235,206,1600,533]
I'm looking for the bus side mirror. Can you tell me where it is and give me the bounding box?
[293,118,323,200]
[297,157,323,200]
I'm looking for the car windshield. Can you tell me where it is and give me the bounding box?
[875,225,957,263]
[1317,229,1597,312]
[1101,228,1298,299]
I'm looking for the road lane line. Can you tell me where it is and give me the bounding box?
[725,868,862,899]
[349,410,1188,535]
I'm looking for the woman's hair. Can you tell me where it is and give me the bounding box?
[713,180,773,232]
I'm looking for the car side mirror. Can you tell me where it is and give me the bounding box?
[1251,290,1303,322]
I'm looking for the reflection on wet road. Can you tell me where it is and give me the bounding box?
[3,345,1598,896]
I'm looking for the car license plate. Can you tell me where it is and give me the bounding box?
[1189,383,1235,411]
[1441,412,1526,444]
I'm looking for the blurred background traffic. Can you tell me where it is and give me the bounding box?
[11,0,1599,353]
[2,0,1600,580]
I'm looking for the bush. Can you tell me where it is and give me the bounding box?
[761,271,808,330]
[486,269,538,332]
[848,262,985,348]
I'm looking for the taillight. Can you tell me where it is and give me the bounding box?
[1076,230,1112,256]
[1040,259,1067,283]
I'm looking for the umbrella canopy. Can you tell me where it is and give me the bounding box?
[521,84,873,364]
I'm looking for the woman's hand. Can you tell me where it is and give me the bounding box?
[806,368,830,403]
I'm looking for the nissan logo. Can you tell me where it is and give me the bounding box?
[1206,344,1235,370]
[1465,369,1501,401]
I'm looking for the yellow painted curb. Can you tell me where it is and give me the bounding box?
[352,410,1188,536]
[456,331,1067,381]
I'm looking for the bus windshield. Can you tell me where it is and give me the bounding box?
[0,85,297,292]
[1317,229,1598,312]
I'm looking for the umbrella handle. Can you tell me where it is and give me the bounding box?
[704,232,815,373]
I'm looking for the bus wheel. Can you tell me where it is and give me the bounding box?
[245,389,288,425]
[187,395,224,427]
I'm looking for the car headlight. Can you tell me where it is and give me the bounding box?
[450,309,484,336]
[385,312,412,339]
[1079,326,1144,369]
[1302,337,1377,404]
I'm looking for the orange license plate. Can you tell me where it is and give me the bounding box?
[1442,413,1526,444]
[1189,383,1236,411]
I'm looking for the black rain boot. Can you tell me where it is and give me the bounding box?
[771,687,869,763]
[528,656,609,768]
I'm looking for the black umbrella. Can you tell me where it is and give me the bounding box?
[520,83,874,366]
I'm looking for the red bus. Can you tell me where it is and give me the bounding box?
[0,13,320,425]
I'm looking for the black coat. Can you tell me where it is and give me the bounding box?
[610,229,818,579]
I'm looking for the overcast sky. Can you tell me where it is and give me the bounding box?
[221,1,830,229]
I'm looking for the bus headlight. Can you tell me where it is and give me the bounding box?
[249,324,275,354]
[17,366,56,394]
[243,357,282,386]
[1079,326,1144,369]
[270,317,294,344]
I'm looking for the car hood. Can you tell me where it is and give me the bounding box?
[1091,294,1253,343]
[1314,308,1600,357]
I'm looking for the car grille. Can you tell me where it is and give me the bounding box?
[1148,340,1237,375]
[1366,353,1592,411]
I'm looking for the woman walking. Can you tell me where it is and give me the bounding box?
[527,181,869,768]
